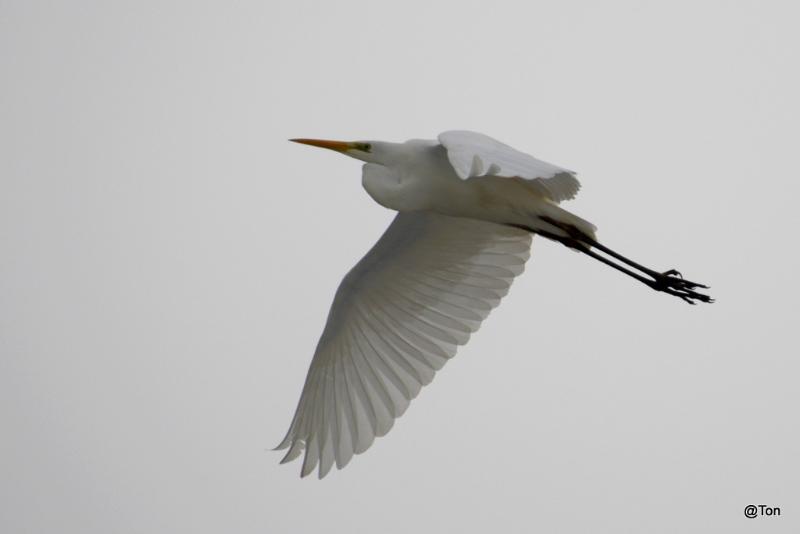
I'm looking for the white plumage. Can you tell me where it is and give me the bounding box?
[278,130,711,478]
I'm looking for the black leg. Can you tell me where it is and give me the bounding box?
[539,216,709,291]
[524,224,713,305]
[579,246,711,304]
[580,236,709,291]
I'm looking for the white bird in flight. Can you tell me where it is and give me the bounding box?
[276,130,711,478]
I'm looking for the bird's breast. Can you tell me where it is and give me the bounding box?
[362,158,460,213]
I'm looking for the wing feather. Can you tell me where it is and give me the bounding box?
[343,347,375,454]
[348,321,394,432]
[276,212,531,478]
[318,373,335,478]
[353,312,416,400]
[438,130,581,203]
[333,353,355,469]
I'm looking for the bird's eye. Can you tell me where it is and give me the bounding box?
[360,143,372,153]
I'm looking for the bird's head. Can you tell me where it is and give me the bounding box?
[290,138,396,165]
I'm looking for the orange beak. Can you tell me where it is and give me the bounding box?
[290,138,354,153]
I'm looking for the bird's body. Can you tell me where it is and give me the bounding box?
[277,131,711,478]
[359,135,596,241]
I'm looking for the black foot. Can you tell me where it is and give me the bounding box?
[650,271,713,304]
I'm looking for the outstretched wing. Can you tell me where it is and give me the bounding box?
[275,212,532,478]
[438,130,581,203]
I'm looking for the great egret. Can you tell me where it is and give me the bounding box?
[276,130,711,478]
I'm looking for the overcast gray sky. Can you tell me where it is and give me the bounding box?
[2,1,798,533]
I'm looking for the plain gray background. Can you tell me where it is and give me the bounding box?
[2,1,798,532]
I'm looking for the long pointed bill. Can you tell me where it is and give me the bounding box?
[290,138,354,153]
